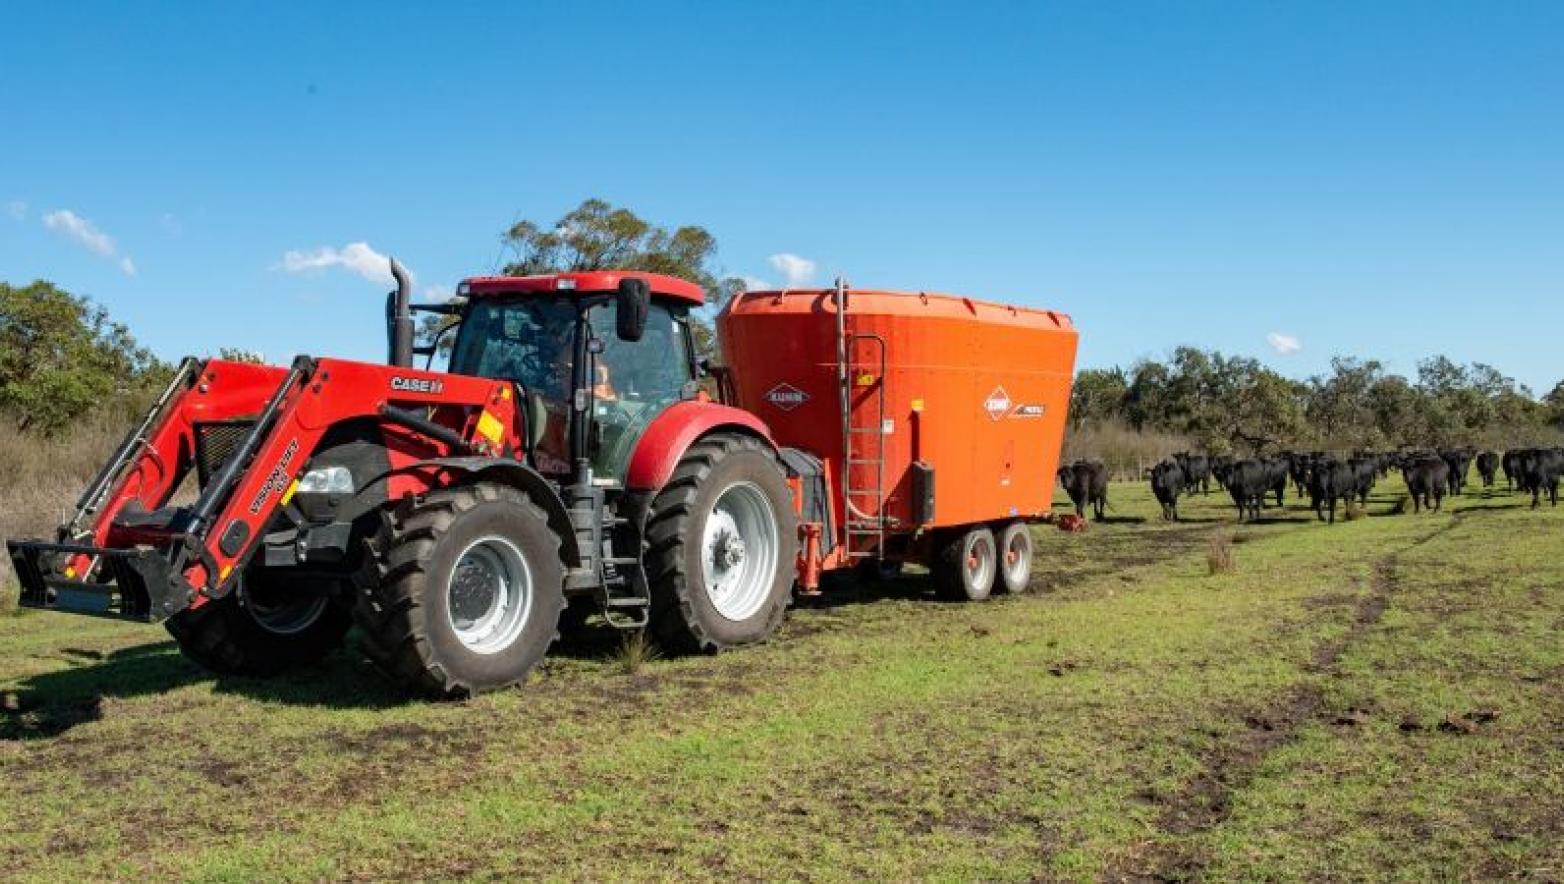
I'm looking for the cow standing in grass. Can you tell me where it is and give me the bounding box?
[1502,450,1521,492]
[1475,451,1499,490]
[1516,448,1564,509]
[1149,460,1188,521]
[1057,460,1109,521]
[1310,458,1357,524]
[1222,459,1269,522]
[1173,452,1212,495]
[1403,457,1451,514]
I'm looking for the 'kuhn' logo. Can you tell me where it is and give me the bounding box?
[1011,404,1046,419]
[391,376,444,395]
[984,387,1012,421]
[249,438,300,515]
[764,383,810,411]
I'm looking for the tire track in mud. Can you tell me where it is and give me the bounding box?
[1120,514,1466,881]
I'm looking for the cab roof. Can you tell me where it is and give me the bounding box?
[459,271,704,306]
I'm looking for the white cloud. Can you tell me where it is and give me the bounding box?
[740,276,771,291]
[423,284,454,302]
[6,200,25,221]
[44,209,116,257]
[42,208,137,275]
[279,242,403,286]
[1266,332,1302,355]
[767,253,816,288]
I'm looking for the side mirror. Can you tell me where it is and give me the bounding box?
[616,278,650,342]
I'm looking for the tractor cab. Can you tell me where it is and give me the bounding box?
[435,272,704,484]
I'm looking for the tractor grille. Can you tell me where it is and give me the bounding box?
[194,419,256,488]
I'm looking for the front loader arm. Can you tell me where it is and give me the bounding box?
[8,356,517,621]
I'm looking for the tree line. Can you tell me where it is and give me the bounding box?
[1070,347,1564,454]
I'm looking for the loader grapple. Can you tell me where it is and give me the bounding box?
[6,539,188,623]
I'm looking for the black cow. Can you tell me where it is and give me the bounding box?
[1348,457,1377,507]
[1224,459,1269,522]
[1475,450,1499,489]
[1403,457,1450,514]
[1057,460,1109,520]
[1149,460,1187,521]
[1309,458,1357,524]
[1516,447,1564,509]
[1210,455,1236,491]
[1262,457,1288,508]
[1440,448,1474,496]
[1172,452,1212,495]
[1502,450,1521,492]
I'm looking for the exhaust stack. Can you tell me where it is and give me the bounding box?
[386,257,414,367]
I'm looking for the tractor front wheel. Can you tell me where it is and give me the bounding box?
[354,483,565,698]
[645,435,799,654]
[165,570,352,676]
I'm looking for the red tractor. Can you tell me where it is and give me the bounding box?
[8,262,1077,697]
[9,265,799,696]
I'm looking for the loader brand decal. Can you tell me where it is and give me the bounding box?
[983,386,1012,421]
[391,375,444,395]
[764,383,810,411]
[248,438,300,515]
[1011,404,1046,419]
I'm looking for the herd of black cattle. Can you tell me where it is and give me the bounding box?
[1057,446,1564,524]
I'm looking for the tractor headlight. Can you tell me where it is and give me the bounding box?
[297,465,354,495]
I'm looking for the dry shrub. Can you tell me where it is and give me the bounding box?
[1063,419,1193,482]
[614,630,660,675]
[0,413,137,592]
[1207,529,1236,575]
[1343,503,1368,521]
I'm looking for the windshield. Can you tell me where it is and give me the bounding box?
[448,298,578,398]
[587,302,693,481]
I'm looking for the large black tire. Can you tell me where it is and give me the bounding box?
[165,570,352,676]
[933,525,998,601]
[996,521,1033,595]
[645,434,799,655]
[354,482,565,698]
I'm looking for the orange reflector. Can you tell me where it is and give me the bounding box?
[219,564,233,581]
[64,567,77,579]
[856,373,876,386]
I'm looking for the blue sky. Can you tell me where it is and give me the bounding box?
[3,2,1561,392]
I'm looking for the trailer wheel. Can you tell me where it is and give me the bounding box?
[996,521,1033,594]
[645,434,799,654]
[354,482,564,698]
[933,526,997,601]
[165,571,352,676]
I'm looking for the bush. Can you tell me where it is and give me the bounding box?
[1064,419,1191,482]
[1207,530,1236,575]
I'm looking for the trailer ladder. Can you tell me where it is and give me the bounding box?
[833,279,891,560]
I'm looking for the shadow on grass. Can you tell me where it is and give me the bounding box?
[1,635,409,740]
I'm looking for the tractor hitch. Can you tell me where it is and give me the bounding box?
[6,539,194,623]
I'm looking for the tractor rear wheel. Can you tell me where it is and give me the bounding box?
[933,525,997,601]
[646,434,799,654]
[165,570,352,676]
[354,482,564,698]
[996,521,1033,594]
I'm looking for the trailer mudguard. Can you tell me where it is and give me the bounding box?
[378,456,582,568]
[623,401,775,491]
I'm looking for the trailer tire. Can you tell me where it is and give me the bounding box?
[645,434,799,655]
[354,482,564,698]
[996,521,1033,594]
[933,525,997,601]
[165,571,352,677]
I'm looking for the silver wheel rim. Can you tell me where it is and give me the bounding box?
[247,593,328,635]
[1002,528,1030,587]
[966,533,995,593]
[702,481,780,621]
[447,536,533,655]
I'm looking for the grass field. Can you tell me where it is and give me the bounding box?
[2,476,1561,881]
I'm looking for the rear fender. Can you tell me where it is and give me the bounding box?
[370,456,580,568]
[625,401,774,491]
